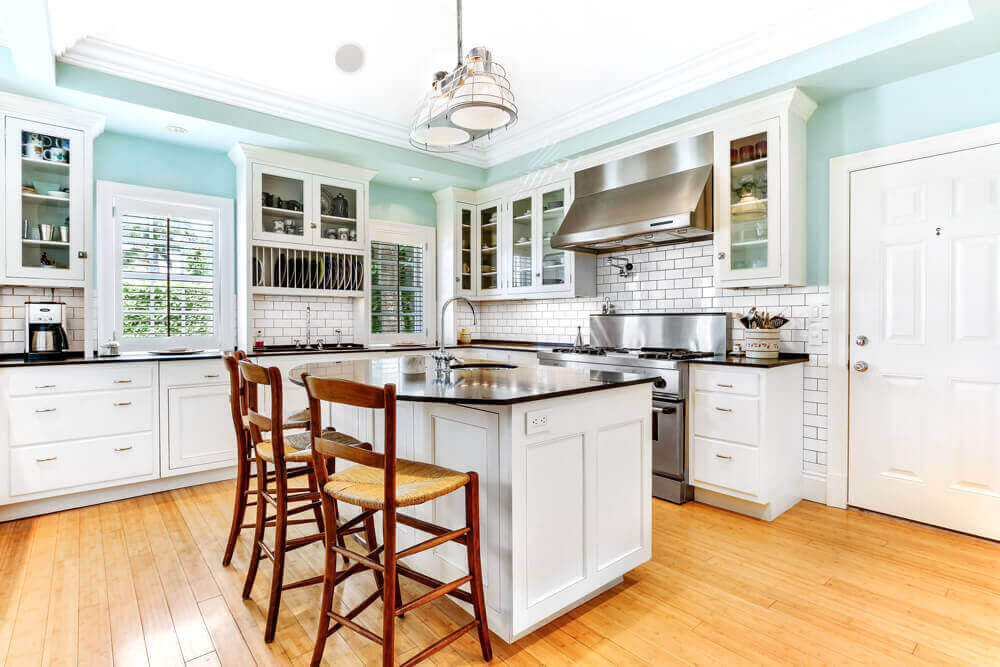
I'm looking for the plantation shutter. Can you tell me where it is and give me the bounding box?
[120,213,216,338]
[370,241,424,335]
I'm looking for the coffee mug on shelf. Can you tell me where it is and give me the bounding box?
[43,147,68,162]
[272,219,285,233]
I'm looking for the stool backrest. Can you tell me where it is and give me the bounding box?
[238,359,289,467]
[303,374,397,508]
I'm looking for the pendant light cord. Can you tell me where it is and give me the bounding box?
[456,0,463,67]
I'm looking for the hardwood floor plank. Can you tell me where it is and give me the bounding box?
[77,504,113,667]
[198,597,254,667]
[0,518,34,664]
[41,510,81,667]
[6,513,58,667]
[98,501,150,667]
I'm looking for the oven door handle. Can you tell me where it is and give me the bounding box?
[659,406,677,414]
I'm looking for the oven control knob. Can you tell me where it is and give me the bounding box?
[653,378,667,389]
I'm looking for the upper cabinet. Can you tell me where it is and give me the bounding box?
[435,179,595,304]
[0,96,104,288]
[251,161,367,253]
[713,90,815,288]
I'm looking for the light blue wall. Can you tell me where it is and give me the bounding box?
[94,131,236,199]
[805,49,1000,283]
[369,182,436,227]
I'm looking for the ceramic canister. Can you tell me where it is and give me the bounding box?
[743,329,781,359]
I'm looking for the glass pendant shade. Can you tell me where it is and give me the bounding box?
[411,125,471,147]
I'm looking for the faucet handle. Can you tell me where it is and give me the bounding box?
[315,338,324,349]
[293,338,303,349]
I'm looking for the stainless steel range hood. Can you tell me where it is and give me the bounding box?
[551,132,714,253]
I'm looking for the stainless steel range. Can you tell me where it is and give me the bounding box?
[538,313,730,503]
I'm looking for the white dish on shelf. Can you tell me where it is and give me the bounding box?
[47,190,69,199]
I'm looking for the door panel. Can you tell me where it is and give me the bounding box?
[849,142,1000,540]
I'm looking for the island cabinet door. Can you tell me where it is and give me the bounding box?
[406,403,503,617]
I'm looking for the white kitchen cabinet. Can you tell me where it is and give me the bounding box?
[160,359,234,475]
[476,199,503,297]
[713,89,815,288]
[688,362,803,520]
[0,97,104,288]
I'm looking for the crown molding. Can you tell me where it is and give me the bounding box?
[229,143,378,182]
[57,37,491,168]
[0,90,106,135]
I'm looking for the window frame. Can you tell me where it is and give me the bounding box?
[366,219,436,346]
[97,181,235,353]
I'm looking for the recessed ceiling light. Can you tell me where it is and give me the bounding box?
[166,125,188,134]
[335,43,365,73]
[409,176,422,182]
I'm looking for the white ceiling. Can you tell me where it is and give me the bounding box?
[48,0,936,167]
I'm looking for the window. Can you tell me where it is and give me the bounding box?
[98,182,234,352]
[368,221,435,345]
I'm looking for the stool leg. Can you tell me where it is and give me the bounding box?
[381,506,397,667]
[363,511,385,591]
[264,469,289,643]
[223,447,251,566]
[465,473,493,662]
[242,456,266,600]
[306,468,325,536]
[310,533,337,667]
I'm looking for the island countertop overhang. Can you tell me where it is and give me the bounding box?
[287,356,658,405]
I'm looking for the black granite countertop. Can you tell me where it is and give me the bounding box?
[691,353,810,368]
[0,350,224,368]
[287,356,657,405]
[248,340,560,358]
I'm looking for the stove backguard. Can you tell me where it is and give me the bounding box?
[589,313,729,354]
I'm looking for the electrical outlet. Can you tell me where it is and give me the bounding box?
[808,322,824,346]
[526,410,550,435]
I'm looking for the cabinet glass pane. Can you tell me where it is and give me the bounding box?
[479,205,498,290]
[318,182,358,243]
[541,187,568,286]
[460,208,472,291]
[729,132,769,271]
[20,130,72,273]
[260,173,306,239]
[510,196,533,288]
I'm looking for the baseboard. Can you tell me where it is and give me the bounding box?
[0,466,237,521]
[802,471,827,504]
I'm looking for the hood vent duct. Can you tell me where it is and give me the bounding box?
[551,132,714,253]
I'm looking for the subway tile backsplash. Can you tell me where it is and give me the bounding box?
[455,239,831,479]
[0,286,85,354]
[251,294,356,346]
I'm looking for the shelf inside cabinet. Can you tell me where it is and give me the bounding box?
[262,206,304,217]
[731,198,767,209]
[513,214,532,222]
[22,239,70,247]
[731,239,768,248]
[22,192,70,206]
[320,214,357,223]
[730,156,767,174]
[22,157,69,175]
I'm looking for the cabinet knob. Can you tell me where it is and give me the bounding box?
[853,361,869,372]
[311,223,318,229]
[535,272,540,277]
[855,335,869,346]
[717,252,726,260]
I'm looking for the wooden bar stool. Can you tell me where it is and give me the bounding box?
[221,350,316,567]
[303,375,493,667]
[239,360,375,642]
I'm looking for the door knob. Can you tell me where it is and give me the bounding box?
[853,361,869,372]
[717,252,726,259]
[855,335,869,346]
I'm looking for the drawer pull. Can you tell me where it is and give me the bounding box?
[114,446,133,452]
[204,374,220,378]
[716,383,734,388]
[113,379,133,384]
[714,407,733,413]
[34,384,57,389]
[36,456,57,462]
[715,454,733,461]
[35,408,57,413]
[114,401,132,407]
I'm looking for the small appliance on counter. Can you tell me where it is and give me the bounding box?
[25,301,69,361]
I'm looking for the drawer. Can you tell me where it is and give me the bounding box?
[692,437,760,498]
[9,433,155,497]
[693,391,759,445]
[7,363,154,397]
[693,367,760,396]
[159,358,228,387]
[9,388,154,446]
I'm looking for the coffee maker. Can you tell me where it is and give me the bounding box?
[25,301,69,360]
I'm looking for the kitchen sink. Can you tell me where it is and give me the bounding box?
[450,363,517,370]
[255,343,365,352]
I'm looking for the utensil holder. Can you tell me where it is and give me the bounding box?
[39,224,54,241]
[744,329,781,358]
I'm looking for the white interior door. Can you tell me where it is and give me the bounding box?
[849,143,1000,540]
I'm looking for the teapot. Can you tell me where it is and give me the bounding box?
[330,193,349,218]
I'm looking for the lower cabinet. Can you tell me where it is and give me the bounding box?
[688,362,804,520]
[160,359,235,476]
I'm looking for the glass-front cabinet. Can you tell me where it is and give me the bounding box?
[455,203,475,296]
[508,192,534,293]
[715,117,782,285]
[539,181,570,290]
[252,164,365,251]
[4,118,86,283]
[477,199,502,295]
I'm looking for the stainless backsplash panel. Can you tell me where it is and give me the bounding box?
[589,313,729,353]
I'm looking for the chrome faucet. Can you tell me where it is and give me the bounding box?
[602,296,615,314]
[305,306,312,348]
[432,297,477,373]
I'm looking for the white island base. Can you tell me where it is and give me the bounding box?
[330,382,653,643]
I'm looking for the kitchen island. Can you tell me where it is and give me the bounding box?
[288,357,656,643]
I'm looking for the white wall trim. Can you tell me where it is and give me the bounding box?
[827,119,1000,509]
[96,180,236,352]
[228,143,378,184]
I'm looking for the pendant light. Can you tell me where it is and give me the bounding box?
[409,0,517,152]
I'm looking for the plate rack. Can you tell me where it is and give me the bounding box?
[251,245,364,295]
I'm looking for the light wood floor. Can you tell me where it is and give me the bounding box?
[2,482,1000,666]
